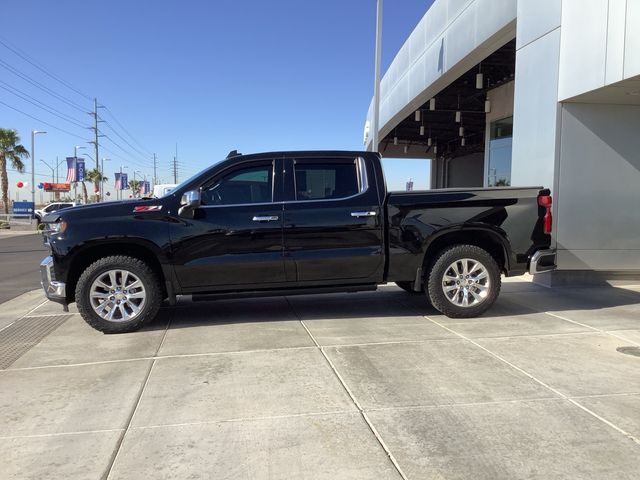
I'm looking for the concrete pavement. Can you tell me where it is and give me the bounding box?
[0,279,639,479]
[0,232,48,304]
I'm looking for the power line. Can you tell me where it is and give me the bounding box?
[100,142,153,171]
[7,167,58,179]
[0,35,93,101]
[102,135,153,168]
[0,58,89,113]
[0,100,90,141]
[101,119,153,162]
[0,81,88,128]
[102,106,153,156]
[0,42,157,181]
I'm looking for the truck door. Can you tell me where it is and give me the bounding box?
[282,156,384,284]
[171,159,286,289]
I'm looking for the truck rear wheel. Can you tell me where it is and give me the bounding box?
[76,255,162,334]
[427,244,501,318]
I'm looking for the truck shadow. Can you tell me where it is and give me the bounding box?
[151,282,640,329]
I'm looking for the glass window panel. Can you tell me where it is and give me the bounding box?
[202,165,273,205]
[294,162,358,200]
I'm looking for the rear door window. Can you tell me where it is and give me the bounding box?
[294,161,360,201]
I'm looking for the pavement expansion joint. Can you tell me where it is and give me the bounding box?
[424,314,640,447]
[364,396,562,413]
[0,428,124,441]
[0,298,49,335]
[130,410,359,431]
[571,392,640,400]
[545,311,640,347]
[285,296,410,480]
[103,312,173,480]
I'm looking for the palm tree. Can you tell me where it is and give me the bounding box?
[79,179,89,204]
[85,168,107,202]
[0,128,30,214]
[128,179,141,198]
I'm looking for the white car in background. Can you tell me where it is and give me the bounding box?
[152,184,177,198]
[34,202,78,224]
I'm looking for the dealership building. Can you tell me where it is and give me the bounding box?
[364,0,640,283]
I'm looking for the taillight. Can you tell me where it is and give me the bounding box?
[538,194,553,234]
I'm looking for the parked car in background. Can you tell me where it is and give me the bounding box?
[152,184,177,198]
[34,202,77,224]
[40,150,556,333]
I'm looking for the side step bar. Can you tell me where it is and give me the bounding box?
[192,284,378,302]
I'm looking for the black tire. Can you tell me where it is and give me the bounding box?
[395,281,421,294]
[75,255,162,334]
[427,244,501,318]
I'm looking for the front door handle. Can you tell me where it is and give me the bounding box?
[252,215,279,222]
[350,211,377,218]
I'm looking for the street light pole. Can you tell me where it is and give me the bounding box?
[372,0,383,153]
[40,159,55,202]
[133,170,142,198]
[40,159,55,182]
[73,145,85,202]
[31,130,46,208]
[54,156,64,183]
[101,158,111,201]
[117,165,127,201]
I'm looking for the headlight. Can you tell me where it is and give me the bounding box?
[48,220,67,234]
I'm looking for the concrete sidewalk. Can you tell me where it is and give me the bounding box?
[1,279,639,479]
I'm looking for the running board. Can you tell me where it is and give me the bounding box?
[192,284,378,302]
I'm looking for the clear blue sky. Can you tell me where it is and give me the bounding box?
[2,0,433,201]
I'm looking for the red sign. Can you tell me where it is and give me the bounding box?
[43,182,71,192]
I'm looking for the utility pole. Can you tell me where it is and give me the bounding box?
[118,165,123,201]
[153,153,157,186]
[88,98,105,201]
[31,130,47,208]
[172,143,178,184]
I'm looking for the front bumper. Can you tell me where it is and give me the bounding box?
[40,256,67,305]
[528,249,557,275]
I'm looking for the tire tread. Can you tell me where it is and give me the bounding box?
[75,255,161,334]
[427,244,501,318]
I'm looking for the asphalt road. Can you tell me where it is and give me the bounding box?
[0,233,49,304]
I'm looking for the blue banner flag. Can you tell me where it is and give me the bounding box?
[76,158,85,182]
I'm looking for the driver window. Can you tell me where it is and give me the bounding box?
[201,164,273,205]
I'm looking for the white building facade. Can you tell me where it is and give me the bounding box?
[365,0,640,281]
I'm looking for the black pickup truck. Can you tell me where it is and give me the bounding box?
[40,150,556,333]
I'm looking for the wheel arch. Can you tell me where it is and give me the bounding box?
[65,239,168,303]
[422,226,511,276]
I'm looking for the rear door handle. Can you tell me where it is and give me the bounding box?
[252,215,279,222]
[350,211,377,218]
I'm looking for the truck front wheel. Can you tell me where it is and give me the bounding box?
[76,255,162,333]
[426,245,501,318]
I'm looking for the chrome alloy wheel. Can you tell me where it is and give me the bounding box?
[89,269,146,322]
[441,258,490,308]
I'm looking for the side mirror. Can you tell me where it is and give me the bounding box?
[178,190,201,218]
